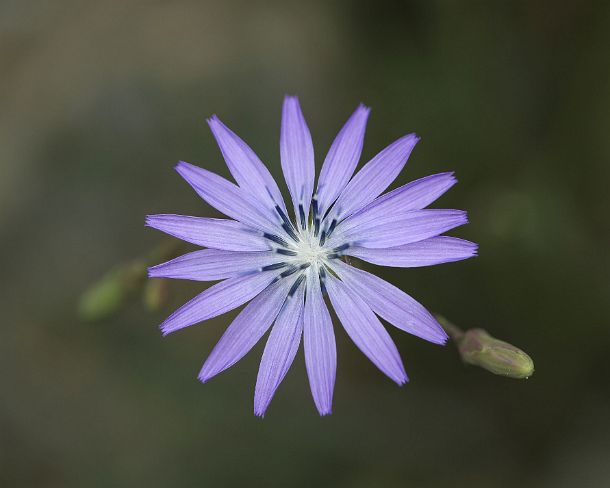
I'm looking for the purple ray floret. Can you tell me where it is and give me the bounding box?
[147,96,477,416]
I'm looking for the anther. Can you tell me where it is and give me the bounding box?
[260,262,288,272]
[298,203,306,230]
[263,232,290,248]
[288,274,306,297]
[319,266,328,295]
[319,229,327,246]
[279,265,300,279]
[275,248,298,256]
[332,243,350,253]
[326,219,338,239]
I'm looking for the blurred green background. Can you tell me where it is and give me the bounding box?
[2,0,609,486]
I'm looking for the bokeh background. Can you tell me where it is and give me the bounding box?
[2,0,609,486]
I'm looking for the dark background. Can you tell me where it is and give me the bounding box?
[2,1,609,486]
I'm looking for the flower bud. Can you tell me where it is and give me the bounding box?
[457,328,534,379]
[78,262,146,321]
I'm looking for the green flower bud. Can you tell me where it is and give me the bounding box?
[457,328,534,379]
[78,262,146,322]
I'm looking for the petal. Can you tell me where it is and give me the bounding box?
[327,133,419,222]
[145,214,270,251]
[347,237,478,268]
[326,274,407,385]
[331,260,447,344]
[316,105,370,216]
[303,268,336,415]
[198,277,296,383]
[149,249,285,281]
[328,209,468,249]
[208,115,287,213]
[254,281,305,417]
[160,270,280,336]
[175,161,282,235]
[280,96,315,225]
[339,172,457,232]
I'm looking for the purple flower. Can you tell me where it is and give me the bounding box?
[146,96,477,416]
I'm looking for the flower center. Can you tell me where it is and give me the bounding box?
[295,235,326,265]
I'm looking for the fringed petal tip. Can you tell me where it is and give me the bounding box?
[396,374,409,386]
[174,160,193,175]
[206,114,220,125]
[197,371,212,384]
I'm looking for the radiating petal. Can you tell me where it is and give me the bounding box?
[146,214,270,251]
[332,260,447,344]
[316,105,370,216]
[280,96,315,225]
[303,268,336,415]
[328,209,468,249]
[326,274,407,384]
[208,116,287,213]
[175,161,283,236]
[160,270,280,336]
[149,249,285,281]
[198,277,296,383]
[339,172,457,232]
[347,236,478,267]
[327,133,419,222]
[254,281,305,417]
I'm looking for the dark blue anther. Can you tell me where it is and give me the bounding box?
[261,262,288,272]
[298,204,306,230]
[263,232,290,248]
[319,229,327,246]
[332,243,350,253]
[276,248,298,256]
[288,274,306,297]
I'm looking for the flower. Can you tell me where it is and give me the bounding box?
[146,96,477,416]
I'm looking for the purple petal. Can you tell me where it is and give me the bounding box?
[326,274,407,385]
[198,277,295,383]
[332,260,447,344]
[327,133,419,222]
[329,209,468,249]
[347,236,478,267]
[160,270,279,336]
[340,172,457,232]
[280,96,315,223]
[303,269,336,415]
[316,105,370,216]
[149,249,284,281]
[254,281,305,417]
[145,214,270,251]
[175,162,282,236]
[208,116,287,213]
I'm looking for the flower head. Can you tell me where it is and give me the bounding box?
[146,96,477,416]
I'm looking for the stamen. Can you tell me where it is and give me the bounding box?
[275,248,298,256]
[326,219,338,239]
[319,266,328,295]
[260,262,288,272]
[263,232,290,248]
[282,223,300,242]
[332,243,350,253]
[312,194,320,236]
[288,274,306,297]
[319,229,327,246]
[275,205,300,241]
[279,265,300,279]
[298,204,306,230]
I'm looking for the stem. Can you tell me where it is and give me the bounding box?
[435,314,465,342]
